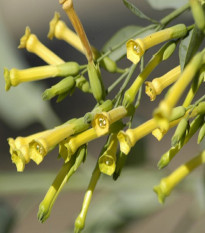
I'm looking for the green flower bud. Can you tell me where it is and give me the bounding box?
[75,75,91,93]
[87,61,105,103]
[42,76,75,100]
[171,118,189,147]
[169,106,186,121]
[100,56,117,73]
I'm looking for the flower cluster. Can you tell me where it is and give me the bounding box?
[4,0,205,232]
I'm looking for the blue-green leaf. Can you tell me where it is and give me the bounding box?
[145,0,188,10]
[102,25,157,61]
[123,0,159,24]
[179,26,204,70]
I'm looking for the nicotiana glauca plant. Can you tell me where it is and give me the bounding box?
[4,0,205,232]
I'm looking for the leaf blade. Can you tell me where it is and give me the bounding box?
[179,25,204,70]
[123,0,159,24]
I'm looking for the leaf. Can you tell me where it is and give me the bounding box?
[123,0,158,24]
[145,0,188,10]
[179,26,204,70]
[102,25,157,61]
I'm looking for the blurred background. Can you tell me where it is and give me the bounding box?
[0,0,205,233]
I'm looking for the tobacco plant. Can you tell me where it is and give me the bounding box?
[3,0,205,232]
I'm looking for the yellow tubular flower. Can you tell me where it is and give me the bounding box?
[84,99,113,124]
[145,65,181,101]
[60,0,93,62]
[29,117,89,165]
[75,163,101,233]
[154,150,205,203]
[123,41,177,107]
[117,118,158,155]
[60,128,99,162]
[38,145,86,223]
[4,62,80,90]
[8,130,51,171]
[38,158,75,223]
[48,12,84,54]
[126,24,187,64]
[154,51,204,131]
[92,106,127,136]
[98,134,118,176]
[182,65,205,108]
[152,106,186,141]
[19,26,64,65]
[190,0,205,31]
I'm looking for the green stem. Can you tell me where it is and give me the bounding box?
[160,3,190,26]
[107,69,129,93]
[114,63,137,107]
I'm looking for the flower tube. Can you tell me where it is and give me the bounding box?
[118,118,157,155]
[92,106,127,136]
[38,145,86,223]
[29,117,89,165]
[154,51,204,131]
[126,24,187,64]
[75,163,101,233]
[145,65,180,101]
[60,128,99,162]
[123,41,177,107]
[48,12,84,54]
[4,62,80,90]
[19,26,64,65]
[154,150,205,203]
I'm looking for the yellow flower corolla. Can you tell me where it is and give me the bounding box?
[117,118,157,155]
[154,150,205,203]
[8,130,51,172]
[75,163,101,233]
[145,65,180,101]
[98,134,118,176]
[92,106,127,136]
[38,145,86,223]
[48,12,84,54]
[60,128,99,162]
[126,24,187,64]
[152,106,187,141]
[38,160,74,222]
[4,62,80,90]
[153,52,204,131]
[60,0,93,62]
[19,26,64,65]
[123,41,177,107]
[29,118,89,165]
